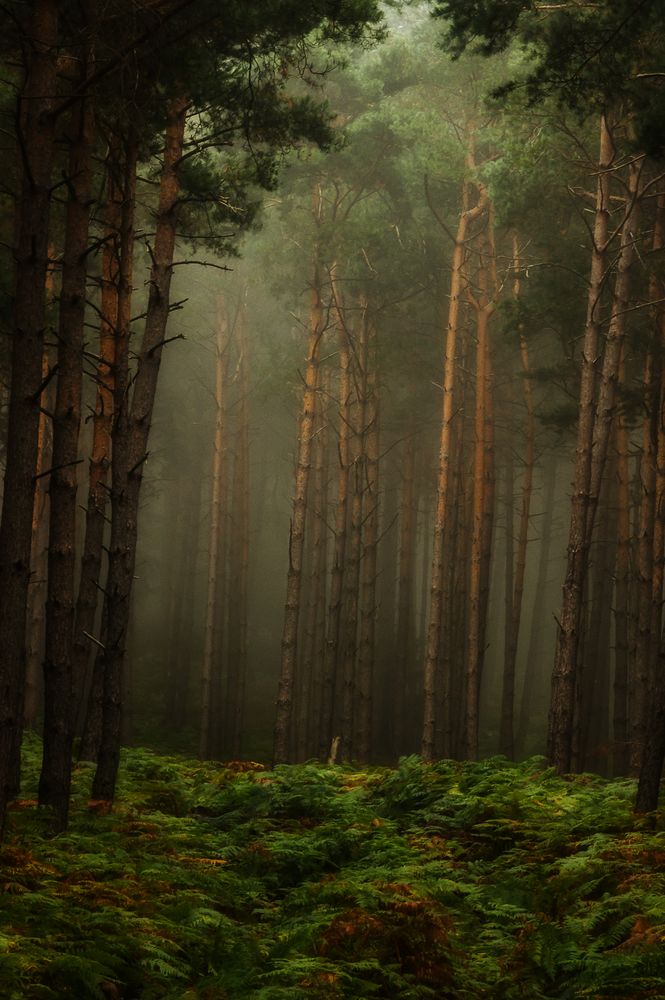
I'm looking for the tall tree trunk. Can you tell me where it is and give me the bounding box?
[319,266,351,758]
[25,349,54,729]
[516,459,557,757]
[79,137,137,764]
[93,97,187,801]
[38,59,95,827]
[200,304,228,759]
[547,115,615,773]
[273,248,323,764]
[632,349,658,772]
[466,280,492,761]
[340,301,368,761]
[501,438,515,757]
[635,193,665,812]
[421,163,487,760]
[500,240,535,759]
[0,0,59,832]
[357,311,379,762]
[231,311,251,759]
[613,363,631,776]
[74,139,127,734]
[395,441,416,756]
[298,380,328,761]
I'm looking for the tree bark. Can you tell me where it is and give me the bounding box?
[273,245,323,764]
[356,310,379,762]
[200,303,228,759]
[547,114,615,773]
[93,96,187,801]
[319,265,351,758]
[421,158,487,760]
[395,441,416,756]
[79,137,137,764]
[613,360,631,776]
[500,241,535,759]
[0,0,59,833]
[38,55,95,827]
[340,300,368,761]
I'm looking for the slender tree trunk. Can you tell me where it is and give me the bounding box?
[200,305,228,759]
[0,0,59,832]
[319,266,351,758]
[357,311,379,762]
[466,290,491,761]
[547,115,615,773]
[501,438,515,757]
[231,312,251,758]
[516,460,556,757]
[93,97,187,800]
[74,138,126,734]
[297,380,328,761]
[613,363,631,776]
[422,163,487,760]
[635,193,665,811]
[79,138,137,764]
[632,349,658,772]
[273,246,323,764]
[500,239,535,759]
[340,301,368,760]
[38,62,95,827]
[25,350,54,729]
[577,469,615,772]
[395,442,416,756]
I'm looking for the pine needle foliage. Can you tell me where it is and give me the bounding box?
[1,738,664,998]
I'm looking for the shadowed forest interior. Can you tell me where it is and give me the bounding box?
[2,2,665,997]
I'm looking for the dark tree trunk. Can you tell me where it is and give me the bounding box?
[38,62,95,828]
[79,138,137,765]
[319,266,351,759]
[356,311,379,762]
[273,239,322,764]
[0,0,59,832]
[93,97,187,801]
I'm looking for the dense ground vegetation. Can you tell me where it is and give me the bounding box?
[2,743,665,999]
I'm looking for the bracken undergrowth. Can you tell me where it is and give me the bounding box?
[1,736,664,998]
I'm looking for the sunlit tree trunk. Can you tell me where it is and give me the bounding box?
[273,239,323,764]
[0,0,59,831]
[547,115,615,773]
[93,97,188,801]
[200,304,228,759]
[422,159,487,760]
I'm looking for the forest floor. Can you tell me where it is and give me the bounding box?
[1,739,665,999]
